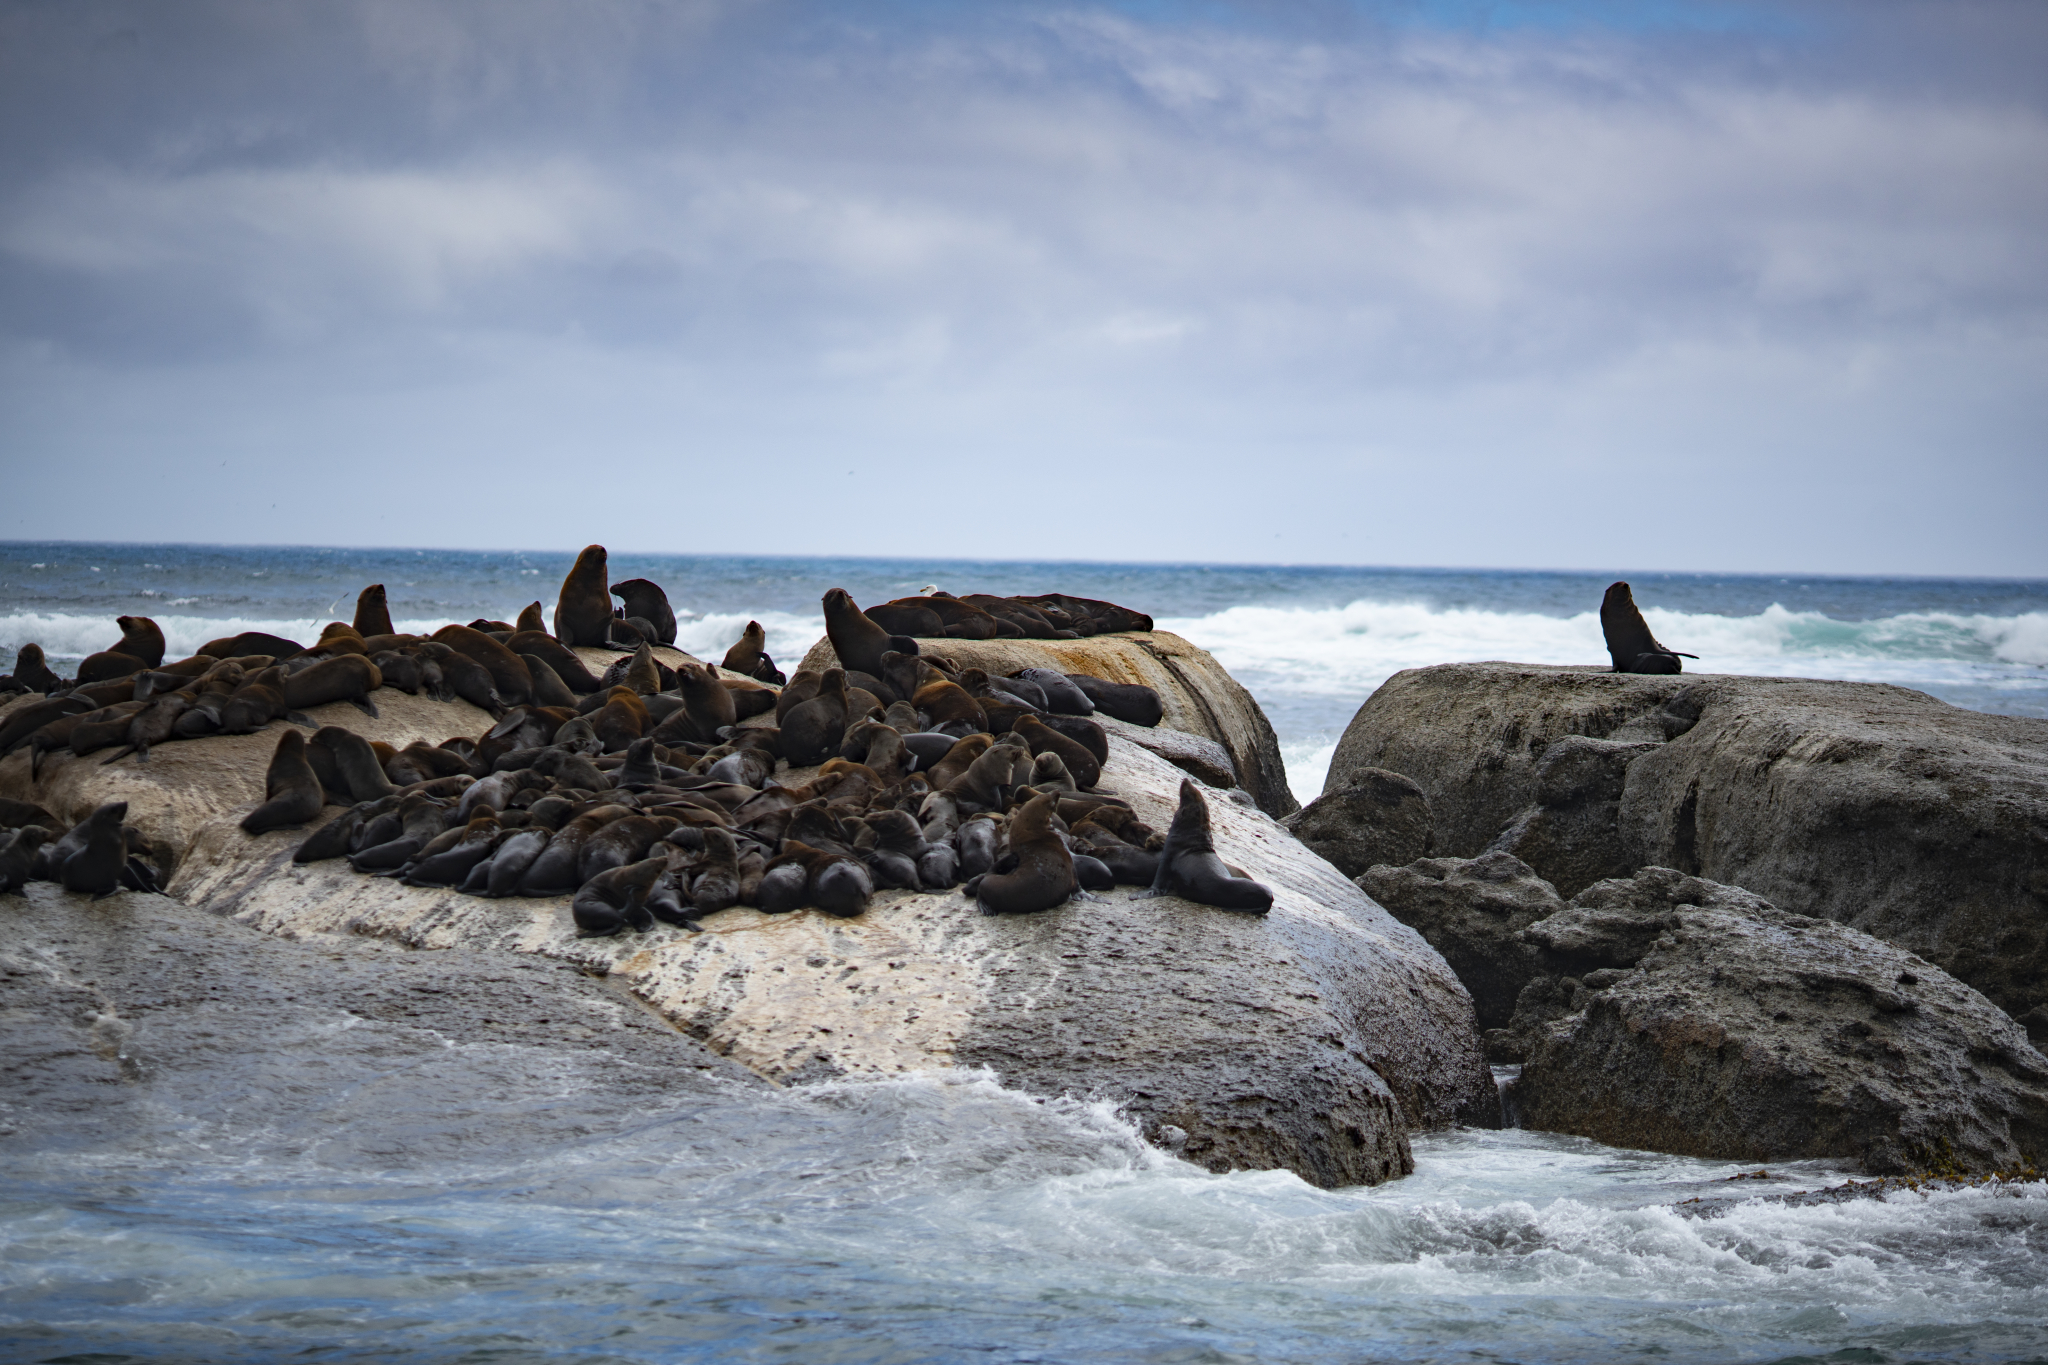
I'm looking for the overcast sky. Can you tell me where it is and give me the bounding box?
[2,0,2042,575]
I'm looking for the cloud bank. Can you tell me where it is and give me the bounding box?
[2,0,2043,573]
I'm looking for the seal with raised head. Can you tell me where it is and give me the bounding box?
[1600,581,1697,675]
[1143,779,1272,912]
[609,578,677,645]
[823,588,916,679]
[242,730,327,835]
[354,584,395,638]
[972,791,1074,915]
[8,644,62,695]
[56,801,133,897]
[75,615,168,684]
[553,545,615,649]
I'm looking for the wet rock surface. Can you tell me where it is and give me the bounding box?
[1367,856,2048,1173]
[0,881,760,1154]
[1327,662,2048,1021]
[1284,769,1434,881]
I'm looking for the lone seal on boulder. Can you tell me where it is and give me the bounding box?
[1599,581,1697,675]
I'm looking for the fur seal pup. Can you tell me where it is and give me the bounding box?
[9,644,62,695]
[242,730,327,835]
[414,643,500,713]
[1143,779,1272,913]
[1600,581,1697,674]
[57,802,132,897]
[720,621,773,678]
[99,693,191,764]
[759,840,873,917]
[609,579,678,645]
[972,792,1074,915]
[1065,675,1163,727]
[780,669,851,766]
[0,826,50,894]
[353,585,395,638]
[572,857,667,935]
[823,589,917,679]
[553,545,615,649]
[1013,714,1102,789]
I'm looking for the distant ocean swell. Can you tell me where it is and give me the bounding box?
[6,599,2045,801]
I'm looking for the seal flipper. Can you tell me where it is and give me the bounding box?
[288,711,317,729]
[350,696,380,718]
[98,744,137,766]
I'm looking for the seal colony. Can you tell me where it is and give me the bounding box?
[0,545,1273,932]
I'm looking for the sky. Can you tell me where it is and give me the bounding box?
[1,0,2043,576]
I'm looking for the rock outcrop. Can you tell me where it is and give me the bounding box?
[1327,663,2048,1021]
[1366,857,2048,1174]
[3,676,1492,1190]
[797,630,1297,819]
[1283,770,1434,881]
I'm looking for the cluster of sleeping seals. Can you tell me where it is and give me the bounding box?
[0,798,160,899]
[1600,582,1698,675]
[859,589,1153,641]
[819,588,1165,729]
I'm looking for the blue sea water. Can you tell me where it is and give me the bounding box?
[4,541,2048,1364]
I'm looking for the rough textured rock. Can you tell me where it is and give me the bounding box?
[1506,867,2048,1175]
[4,680,1492,1189]
[798,630,1297,819]
[1484,735,1662,897]
[1283,770,1435,880]
[1327,663,2048,1020]
[1356,852,1560,1033]
[1094,712,1238,792]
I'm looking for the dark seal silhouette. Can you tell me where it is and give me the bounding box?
[1599,582,1697,675]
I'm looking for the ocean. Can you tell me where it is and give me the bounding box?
[4,540,2047,1364]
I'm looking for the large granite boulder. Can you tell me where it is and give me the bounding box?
[3,678,1493,1189]
[1283,769,1434,881]
[798,630,1297,819]
[1327,663,2048,1023]
[1367,857,2048,1174]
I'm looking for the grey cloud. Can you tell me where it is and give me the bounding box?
[0,1,2042,573]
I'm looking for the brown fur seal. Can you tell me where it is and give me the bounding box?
[972,792,1074,915]
[609,579,677,645]
[553,545,614,648]
[1013,714,1102,789]
[431,625,534,706]
[281,654,382,717]
[241,730,326,835]
[516,601,547,633]
[353,585,395,637]
[0,826,50,894]
[781,669,852,766]
[863,599,947,638]
[75,614,166,684]
[503,630,603,695]
[823,589,916,679]
[9,644,62,694]
[198,631,305,662]
[1600,581,1697,674]
[573,857,668,935]
[314,725,397,803]
[1143,779,1272,912]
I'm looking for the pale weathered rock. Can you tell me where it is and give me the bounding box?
[1093,712,1238,791]
[799,630,1297,818]
[1503,867,2048,1175]
[3,677,1493,1189]
[1327,663,2048,1020]
[1283,770,1434,880]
